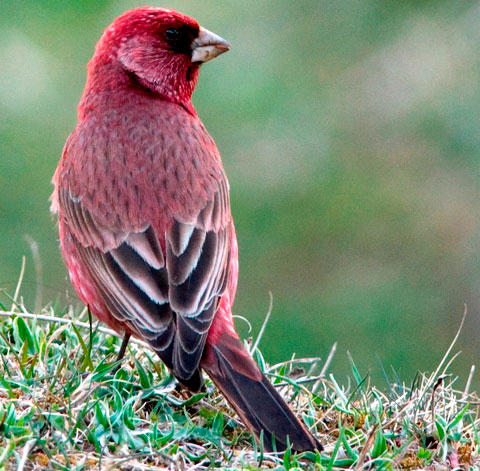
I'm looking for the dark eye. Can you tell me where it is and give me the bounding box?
[165,28,180,41]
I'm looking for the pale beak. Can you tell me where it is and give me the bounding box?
[191,26,231,63]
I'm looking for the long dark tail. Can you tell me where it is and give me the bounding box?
[202,332,322,453]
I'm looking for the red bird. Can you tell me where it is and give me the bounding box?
[52,7,320,452]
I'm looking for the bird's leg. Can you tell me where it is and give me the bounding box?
[110,333,131,375]
[110,333,131,374]
[116,332,131,363]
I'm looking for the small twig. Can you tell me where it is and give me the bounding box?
[416,306,467,419]
[232,314,252,333]
[441,351,462,378]
[354,424,378,470]
[431,375,446,424]
[320,342,337,378]
[462,365,475,401]
[17,438,36,471]
[271,357,323,368]
[431,306,466,382]
[112,448,178,465]
[267,372,319,398]
[391,438,416,469]
[0,310,150,349]
[272,375,325,387]
[12,256,26,309]
[23,235,43,312]
[251,291,273,355]
[313,342,337,394]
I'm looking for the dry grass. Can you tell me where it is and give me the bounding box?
[0,286,478,470]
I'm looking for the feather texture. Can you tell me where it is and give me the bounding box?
[59,181,230,382]
[52,6,320,452]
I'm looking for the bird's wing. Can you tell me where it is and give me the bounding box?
[59,178,231,385]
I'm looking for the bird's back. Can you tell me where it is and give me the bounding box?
[54,94,229,240]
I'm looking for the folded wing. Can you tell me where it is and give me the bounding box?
[59,179,231,390]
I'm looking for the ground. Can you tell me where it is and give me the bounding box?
[0,294,478,470]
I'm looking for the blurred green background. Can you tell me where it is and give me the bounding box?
[1,0,480,388]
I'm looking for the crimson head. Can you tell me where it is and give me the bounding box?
[84,7,230,109]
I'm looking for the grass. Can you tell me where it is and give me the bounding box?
[0,286,479,470]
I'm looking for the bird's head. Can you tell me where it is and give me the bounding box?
[87,7,230,109]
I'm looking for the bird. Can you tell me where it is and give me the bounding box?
[51,6,321,453]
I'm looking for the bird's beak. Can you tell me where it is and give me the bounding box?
[191,27,231,63]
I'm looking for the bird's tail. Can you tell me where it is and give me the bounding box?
[202,332,322,453]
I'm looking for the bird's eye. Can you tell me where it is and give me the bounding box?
[165,28,180,41]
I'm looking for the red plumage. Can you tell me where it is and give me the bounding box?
[52,7,321,452]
